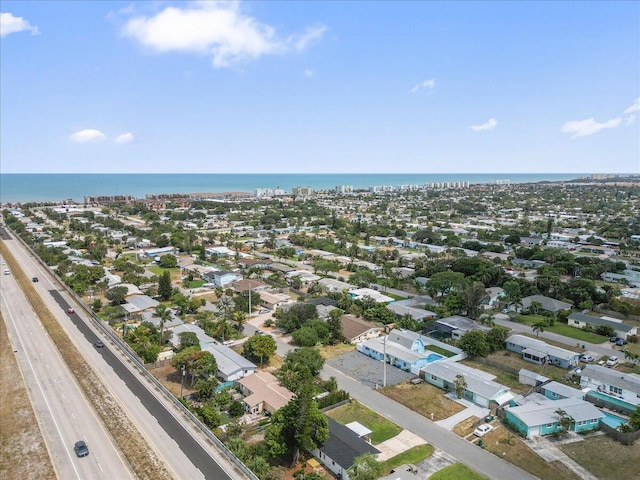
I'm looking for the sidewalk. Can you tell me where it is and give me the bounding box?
[523,434,599,480]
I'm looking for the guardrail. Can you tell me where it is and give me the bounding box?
[6,228,259,480]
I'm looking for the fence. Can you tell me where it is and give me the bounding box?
[600,421,640,445]
[472,356,521,376]
[584,392,635,416]
[8,228,259,480]
[594,305,640,322]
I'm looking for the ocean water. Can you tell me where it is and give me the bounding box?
[0,173,583,204]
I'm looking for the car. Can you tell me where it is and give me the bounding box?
[67,307,75,314]
[32,277,39,282]
[580,354,595,363]
[605,356,619,367]
[3,269,10,275]
[572,367,582,375]
[222,340,234,346]
[94,340,105,348]
[254,329,265,335]
[610,336,619,343]
[616,338,628,346]
[73,440,89,457]
[473,424,494,437]
[258,309,270,314]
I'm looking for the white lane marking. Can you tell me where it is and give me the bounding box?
[1,292,82,480]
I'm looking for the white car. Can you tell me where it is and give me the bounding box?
[473,424,493,437]
[605,356,619,367]
[580,354,595,363]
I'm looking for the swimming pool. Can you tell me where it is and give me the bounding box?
[601,411,627,429]
[425,353,444,364]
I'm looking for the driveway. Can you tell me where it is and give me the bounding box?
[326,350,415,388]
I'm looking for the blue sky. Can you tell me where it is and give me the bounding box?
[1,1,638,174]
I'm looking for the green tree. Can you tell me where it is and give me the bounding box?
[200,399,222,428]
[159,254,178,268]
[283,347,325,376]
[158,270,173,301]
[458,330,490,358]
[426,271,466,298]
[264,370,328,466]
[327,309,345,345]
[106,286,128,305]
[346,452,382,480]
[454,374,467,399]
[178,331,200,351]
[243,334,277,364]
[460,281,488,320]
[532,321,546,338]
[154,303,172,346]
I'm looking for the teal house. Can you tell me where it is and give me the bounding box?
[504,397,604,438]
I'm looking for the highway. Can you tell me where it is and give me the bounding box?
[1,261,134,480]
[1,230,246,480]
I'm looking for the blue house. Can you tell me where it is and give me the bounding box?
[203,269,239,287]
[504,397,604,438]
[506,335,580,369]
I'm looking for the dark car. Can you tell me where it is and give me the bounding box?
[74,440,89,457]
[32,277,39,282]
[610,336,619,343]
[94,340,105,348]
[254,329,265,335]
[616,338,628,346]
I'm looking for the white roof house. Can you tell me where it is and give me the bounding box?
[580,364,640,409]
[349,288,394,303]
[202,344,256,382]
[506,335,580,369]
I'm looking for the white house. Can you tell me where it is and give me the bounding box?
[580,364,640,411]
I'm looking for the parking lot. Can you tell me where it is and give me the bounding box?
[327,350,416,388]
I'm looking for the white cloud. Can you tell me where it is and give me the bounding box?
[411,79,436,93]
[115,132,135,144]
[560,117,621,139]
[303,69,314,78]
[69,129,106,143]
[625,114,637,126]
[1,12,39,38]
[470,118,498,132]
[121,2,325,68]
[289,24,326,52]
[623,97,640,115]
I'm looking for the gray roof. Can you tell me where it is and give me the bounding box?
[507,397,604,426]
[386,303,436,320]
[316,417,380,470]
[422,361,512,401]
[507,335,579,362]
[170,324,215,348]
[125,294,159,312]
[568,312,634,333]
[580,364,640,394]
[521,295,572,313]
[519,369,549,383]
[202,344,256,378]
[542,381,584,399]
[436,315,491,333]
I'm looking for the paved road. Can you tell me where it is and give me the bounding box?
[492,314,618,358]
[247,315,538,480]
[1,261,134,480]
[2,231,247,480]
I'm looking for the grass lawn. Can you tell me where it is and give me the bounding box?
[386,292,408,301]
[187,279,206,288]
[459,359,530,394]
[326,401,402,444]
[559,434,640,480]
[318,342,356,360]
[480,425,581,480]
[379,444,434,475]
[429,463,488,480]
[517,315,608,344]
[147,266,181,281]
[380,381,465,421]
[426,345,456,357]
[485,351,568,380]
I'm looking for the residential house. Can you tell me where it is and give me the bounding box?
[541,381,584,401]
[202,343,256,382]
[421,361,513,408]
[318,277,353,292]
[231,278,269,293]
[170,323,214,349]
[504,397,604,438]
[235,372,294,414]
[427,315,491,341]
[506,335,580,369]
[521,237,544,246]
[567,312,637,340]
[311,417,380,480]
[203,270,239,288]
[518,369,549,387]
[349,288,394,303]
[484,287,505,309]
[386,303,437,322]
[519,295,572,313]
[580,364,640,411]
[340,315,382,344]
[259,291,291,310]
[121,294,159,315]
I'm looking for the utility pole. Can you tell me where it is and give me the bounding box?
[383,333,387,388]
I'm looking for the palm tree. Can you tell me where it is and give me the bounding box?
[154,304,172,346]
[532,321,546,338]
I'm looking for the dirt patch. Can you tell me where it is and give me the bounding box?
[318,342,356,360]
[381,381,466,421]
[479,424,580,480]
[0,314,55,480]
[1,242,172,480]
[559,434,640,480]
[452,416,480,437]
[149,364,197,397]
